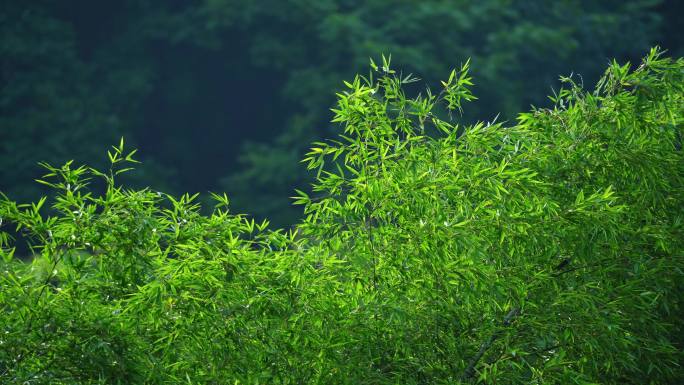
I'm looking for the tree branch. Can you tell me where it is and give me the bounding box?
[461,307,519,381]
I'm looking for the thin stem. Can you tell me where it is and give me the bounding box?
[461,307,520,381]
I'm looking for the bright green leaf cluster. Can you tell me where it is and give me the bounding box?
[1,48,682,384]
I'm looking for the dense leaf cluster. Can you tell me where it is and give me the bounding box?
[1,49,683,384]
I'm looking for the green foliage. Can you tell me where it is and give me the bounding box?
[3,0,680,226]
[1,49,683,384]
[219,0,677,224]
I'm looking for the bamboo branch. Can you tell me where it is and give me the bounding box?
[461,307,520,381]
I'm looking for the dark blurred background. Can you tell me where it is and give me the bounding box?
[1,0,682,228]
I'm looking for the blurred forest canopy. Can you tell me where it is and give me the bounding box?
[1,0,683,227]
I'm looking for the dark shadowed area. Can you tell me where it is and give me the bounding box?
[2,0,682,227]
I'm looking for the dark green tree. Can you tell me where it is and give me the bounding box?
[0,2,118,201]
